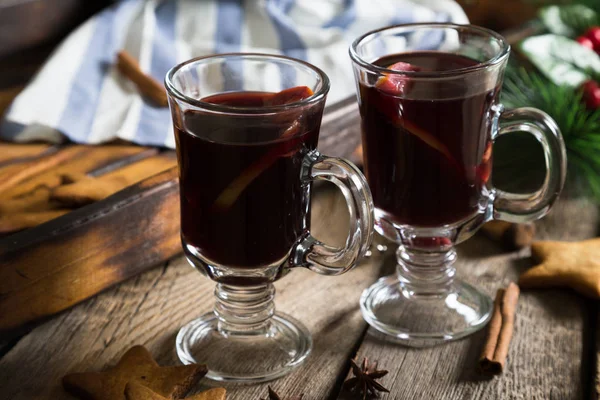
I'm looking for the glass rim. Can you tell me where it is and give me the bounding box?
[349,23,511,78]
[165,52,330,114]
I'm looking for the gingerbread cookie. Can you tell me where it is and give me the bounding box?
[63,345,207,400]
[125,382,226,400]
[519,238,600,298]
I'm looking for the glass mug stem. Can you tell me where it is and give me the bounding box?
[214,283,275,336]
[396,247,456,297]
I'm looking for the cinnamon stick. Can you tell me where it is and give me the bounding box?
[479,282,520,375]
[211,87,313,211]
[0,146,86,194]
[352,144,363,166]
[481,220,535,250]
[50,155,177,206]
[0,143,52,165]
[116,50,168,107]
[0,145,152,200]
[49,177,126,207]
[0,187,53,214]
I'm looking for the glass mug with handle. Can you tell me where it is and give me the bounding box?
[165,53,374,382]
[350,23,566,346]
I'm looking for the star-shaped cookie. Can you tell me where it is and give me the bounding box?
[63,346,207,400]
[519,238,600,298]
[125,382,226,400]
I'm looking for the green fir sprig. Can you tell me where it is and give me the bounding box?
[579,0,600,14]
[501,64,600,199]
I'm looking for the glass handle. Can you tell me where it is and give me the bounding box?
[293,150,374,275]
[492,106,567,223]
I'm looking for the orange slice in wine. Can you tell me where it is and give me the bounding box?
[400,119,459,171]
[375,62,460,171]
[375,62,421,96]
[477,141,493,183]
[264,86,314,106]
[212,87,314,212]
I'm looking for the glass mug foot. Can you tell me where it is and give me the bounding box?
[176,312,311,383]
[360,275,492,347]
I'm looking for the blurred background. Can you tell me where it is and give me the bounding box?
[0,0,569,114]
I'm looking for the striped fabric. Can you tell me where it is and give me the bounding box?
[1,0,468,148]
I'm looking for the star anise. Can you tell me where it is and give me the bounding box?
[342,357,389,399]
[261,386,304,400]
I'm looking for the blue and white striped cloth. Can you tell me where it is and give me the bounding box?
[1,0,467,148]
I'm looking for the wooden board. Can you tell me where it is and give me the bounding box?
[0,167,180,334]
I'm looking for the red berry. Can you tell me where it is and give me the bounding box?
[476,161,491,184]
[583,27,600,50]
[581,80,600,110]
[577,35,595,51]
[411,237,452,248]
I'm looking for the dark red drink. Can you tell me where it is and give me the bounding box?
[174,90,321,268]
[359,52,498,227]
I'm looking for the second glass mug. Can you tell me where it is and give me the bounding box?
[165,54,374,382]
[350,23,567,346]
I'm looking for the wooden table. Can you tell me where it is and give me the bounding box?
[0,179,598,399]
[0,16,596,398]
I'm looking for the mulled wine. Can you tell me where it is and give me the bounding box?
[174,89,321,268]
[359,52,499,227]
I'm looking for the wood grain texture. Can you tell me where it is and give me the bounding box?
[596,306,600,400]
[0,145,155,200]
[50,153,177,207]
[0,145,87,193]
[0,185,384,400]
[342,196,598,400]
[0,167,180,333]
[319,97,361,162]
[0,209,71,234]
[0,143,52,164]
[0,146,161,236]
[0,189,596,399]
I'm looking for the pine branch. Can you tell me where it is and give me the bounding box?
[501,63,600,200]
[578,0,600,13]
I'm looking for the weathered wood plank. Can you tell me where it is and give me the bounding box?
[340,196,598,400]
[596,307,600,400]
[319,97,361,161]
[0,185,382,399]
[0,145,155,200]
[0,167,180,333]
[0,143,52,165]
